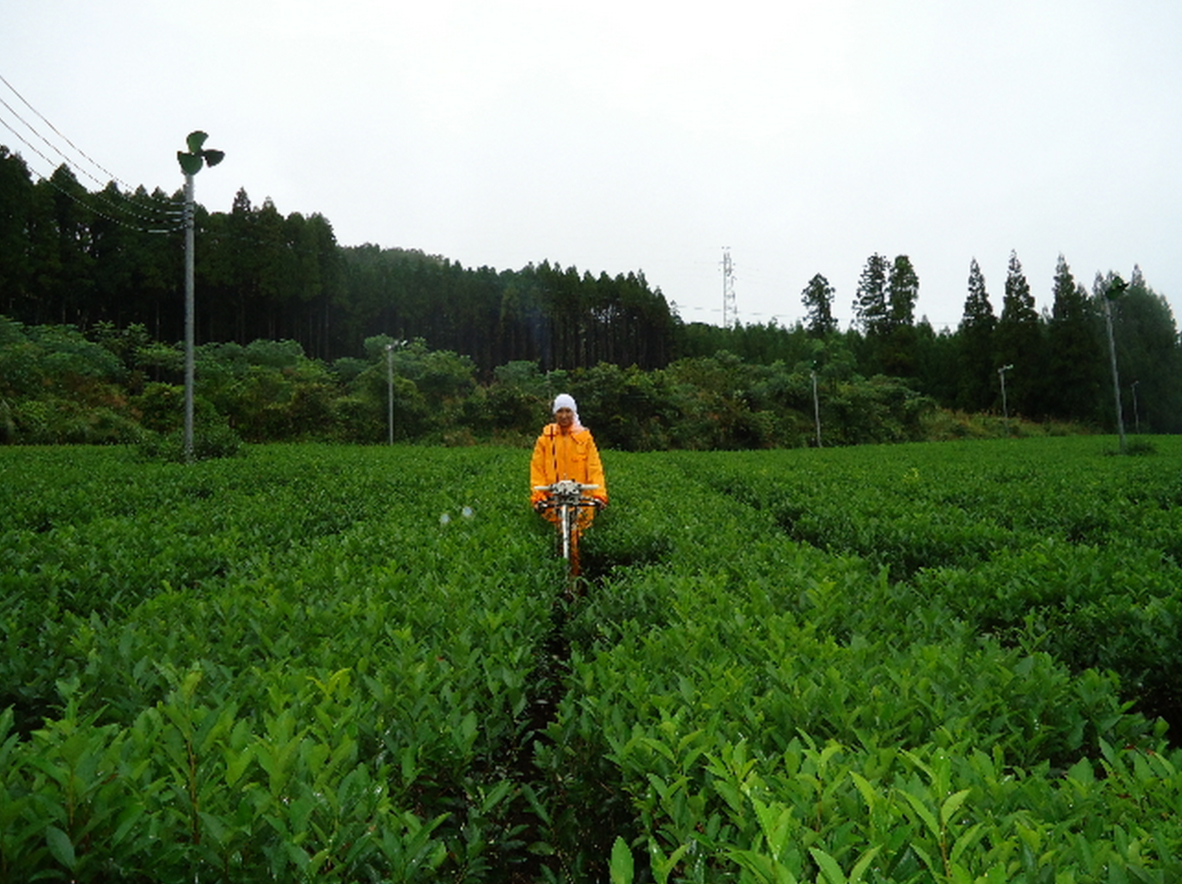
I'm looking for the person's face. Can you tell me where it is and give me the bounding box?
[555,407,575,429]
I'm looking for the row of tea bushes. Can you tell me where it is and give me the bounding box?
[674,438,1182,574]
[3,439,1182,880]
[669,438,1182,733]
[1,445,560,881]
[550,440,1182,881]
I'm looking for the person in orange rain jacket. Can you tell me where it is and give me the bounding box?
[530,394,607,571]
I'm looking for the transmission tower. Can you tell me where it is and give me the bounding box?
[721,247,737,327]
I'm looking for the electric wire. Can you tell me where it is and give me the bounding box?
[0,72,180,215]
[0,75,184,233]
[0,116,184,234]
[0,113,183,235]
[0,78,342,260]
[1,122,337,261]
[0,104,184,229]
[0,129,184,229]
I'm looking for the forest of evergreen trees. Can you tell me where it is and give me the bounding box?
[0,148,675,373]
[2,145,1180,438]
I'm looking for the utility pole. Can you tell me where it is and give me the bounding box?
[183,173,195,459]
[1102,275,1128,454]
[721,247,737,327]
[811,370,822,448]
[998,364,1013,434]
[385,339,407,445]
[176,132,224,462]
[387,344,395,445]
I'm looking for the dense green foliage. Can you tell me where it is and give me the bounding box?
[2,438,1181,881]
[0,148,675,371]
[0,317,938,451]
[3,146,1180,433]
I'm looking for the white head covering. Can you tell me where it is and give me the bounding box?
[552,393,583,430]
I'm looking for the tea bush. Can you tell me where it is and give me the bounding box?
[2,437,1181,881]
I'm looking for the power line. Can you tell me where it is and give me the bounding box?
[0,73,184,233]
[0,120,183,233]
[1,124,336,260]
[0,72,178,213]
[0,114,183,235]
[0,118,182,235]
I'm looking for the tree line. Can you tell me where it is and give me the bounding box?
[692,253,1181,433]
[0,318,936,452]
[1,145,1179,435]
[0,148,675,372]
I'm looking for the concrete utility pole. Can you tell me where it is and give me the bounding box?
[176,132,224,462]
[1102,275,1128,454]
[385,340,407,445]
[811,370,822,447]
[998,364,1013,434]
[183,173,195,458]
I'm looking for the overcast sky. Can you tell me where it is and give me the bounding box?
[3,0,1180,332]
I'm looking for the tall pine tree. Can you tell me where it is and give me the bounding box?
[994,251,1043,416]
[852,253,890,374]
[801,273,837,337]
[886,255,919,327]
[956,258,996,411]
[0,147,36,318]
[853,254,890,337]
[1046,254,1101,421]
[881,255,919,376]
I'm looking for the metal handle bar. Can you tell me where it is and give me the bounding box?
[535,498,602,509]
[534,481,602,508]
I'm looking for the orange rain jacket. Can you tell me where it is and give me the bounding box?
[529,423,608,508]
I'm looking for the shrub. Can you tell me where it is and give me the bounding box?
[137,420,242,461]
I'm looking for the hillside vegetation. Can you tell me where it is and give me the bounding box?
[2,317,1097,454]
[4,145,1182,435]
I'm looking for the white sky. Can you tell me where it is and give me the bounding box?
[3,0,1180,332]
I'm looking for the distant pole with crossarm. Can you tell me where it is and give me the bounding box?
[998,364,1013,435]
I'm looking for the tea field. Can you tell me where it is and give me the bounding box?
[2,437,1182,882]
